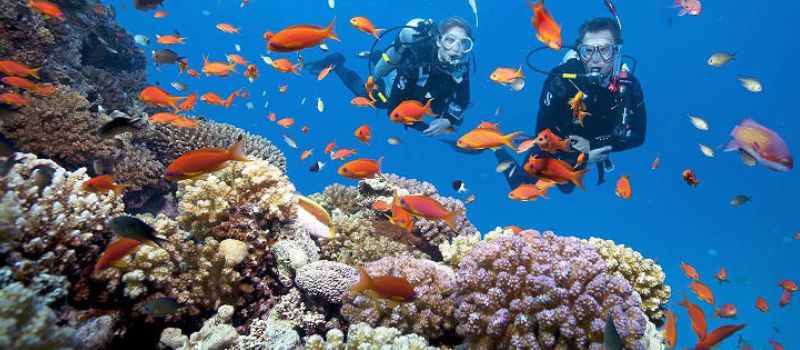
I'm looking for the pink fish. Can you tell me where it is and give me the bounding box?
[673,0,702,16]
[725,118,793,171]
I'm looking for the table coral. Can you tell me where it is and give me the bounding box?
[341,256,457,340]
[454,230,647,349]
[585,237,671,323]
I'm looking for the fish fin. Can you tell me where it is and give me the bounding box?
[423,98,438,116]
[226,140,250,162]
[573,167,590,190]
[372,29,384,39]
[503,131,524,149]
[325,17,340,41]
[515,66,524,79]
[111,259,129,269]
[29,67,41,80]
[387,299,400,309]
[112,184,129,197]
[678,9,687,16]
[444,208,464,234]
[150,236,170,249]
[724,139,740,152]
[349,267,372,292]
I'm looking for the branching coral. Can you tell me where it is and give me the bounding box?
[0,282,75,350]
[177,159,296,239]
[160,305,239,350]
[320,210,428,266]
[142,121,286,171]
[0,153,124,281]
[304,322,440,350]
[453,230,647,349]
[585,237,671,323]
[439,226,515,268]
[341,256,457,340]
[308,183,361,215]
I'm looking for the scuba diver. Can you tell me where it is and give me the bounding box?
[497,16,647,193]
[306,17,474,136]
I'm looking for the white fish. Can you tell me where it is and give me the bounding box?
[387,136,401,145]
[260,55,273,65]
[319,43,329,51]
[707,52,735,67]
[510,78,525,91]
[495,106,501,116]
[170,82,187,92]
[317,97,324,112]
[264,100,269,108]
[134,34,150,47]
[245,102,254,110]
[357,51,371,58]
[300,97,307,105]
[496,160,513,173]
[468,0,478,28]
[282,133,298,149]
[738,76,762,92]
[235,44,241,52]
[201,9,211,16]
[688,114,709,130]
[508,165,516,179]
[698,144,715,158]
[328,0,335,9]
[261,90,267,97]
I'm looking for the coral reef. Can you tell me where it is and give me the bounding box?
[160,305,239,350]
[439,226,515,268]
[586,237,671,323]
[295,260,358,305]
[308,184,361,215]
[453,230,647,349]
[233,318,300,350]
[304,323,440,350]
[0,282,75,350]
[142,121,287,171]
[341,256,457,340]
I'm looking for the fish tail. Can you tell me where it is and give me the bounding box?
[372,29,383,39]
[423,98,437,116]
[226,139,250,162]
[325,17,340,41]
[444,208,464,234]
[503,131,524,149]
[516,66,524,79]
[376,156,384,178]
[28,67,41,79]
[151,236,170,249]
[572,167,590,190]
[112,184,129,197]
[350,267,372,292]
[168,96,185,111]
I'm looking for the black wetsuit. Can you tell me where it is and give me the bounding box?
[306,27,470,130]
[496,58,647,192]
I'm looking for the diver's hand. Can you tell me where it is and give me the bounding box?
[587,146,613,164]
[568,135,591,153]
[423,118,451,137]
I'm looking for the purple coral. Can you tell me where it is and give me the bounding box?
[454,231,646,349]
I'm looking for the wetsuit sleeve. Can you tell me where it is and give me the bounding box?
[534,75,571,134]
[610,78,646,151]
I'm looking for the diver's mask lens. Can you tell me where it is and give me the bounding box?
[441,34,474,53]
[578,44,615,61]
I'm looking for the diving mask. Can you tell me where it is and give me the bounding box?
[441,33,474,53]
[578,44,617,62]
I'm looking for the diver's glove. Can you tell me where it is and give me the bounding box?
[423,118,451,137]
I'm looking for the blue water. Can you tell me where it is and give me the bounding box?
[117,0,800,348]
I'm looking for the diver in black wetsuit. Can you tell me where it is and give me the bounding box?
[306,17,474,136]
[498,17,647,193]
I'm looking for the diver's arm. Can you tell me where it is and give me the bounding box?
[441,71,470,127]
[535,76,571,133]
[611,79,647,151]
[374,46,401,79]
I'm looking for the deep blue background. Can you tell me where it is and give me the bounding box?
[114,0,800,347]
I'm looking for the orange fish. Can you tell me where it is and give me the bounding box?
[226,54,248,66]
[778,290,792,308]
[338,157,382,179]
[202,55,237,77]
[615,175,632,199]
[397,195,463,233]
[279,85,288,93]
[651,154,661,170]
[153,10,168,18]
[350,266,416,304]
[354,124,371,144]
[568,90,591,126]
[223,89,240,108]
[528,0,562,50]
[716,267,727,283]
[755,296,769,312]
[244,64,259,81]
[503,226,524,234]
[200,92,224,106]
[389,99,437,125]
[1,76,56,96]
[533,128,572,154]
[690,281,715,305]
[713,303,738,318]
[156,34,187,45]
[693,324,746,350]
[94,238,141,271]
[457,127,522,151]
[663,309,677,349]
[269,58,301,75]
[0,60,41,79]
[508,179,556,201]
[574,152,587,169]
[164,140,249,181]
[331,148,357,160]
[82,175,128,196]
[0,92,29,107]
[371,199,391,212]
[387,192,413,233]
[351,96,376,108]
[187,68,200,78]
[778,280,798,291]
[93,5,104,15]
[317,64,335,81]
[149,112,180,124]
[324,140,336,155]
[350,16,382,38]
[28,0,65,20]
[301,126,309,134]
[171,116,199,128]
[490,67,524,84]
[465,194,476,204]
[265,18,339,53]
[216,23,240,34]
[178,59,189,74]
[683,169,700,186]
[300,149,313,161]
[516,138,537,154]
[769,339,784,350]
[364,75,378,101]
[179,92,198,111]
[679,293,707,341]
[32,84,56,96]
[477,121,499,129]
[680,261,700,280]
[267,111,277,122]
[139,86,184,110]
[523,156,590,190]
[276,117,294,128]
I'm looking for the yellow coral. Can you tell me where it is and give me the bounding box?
[585,237,671,322]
